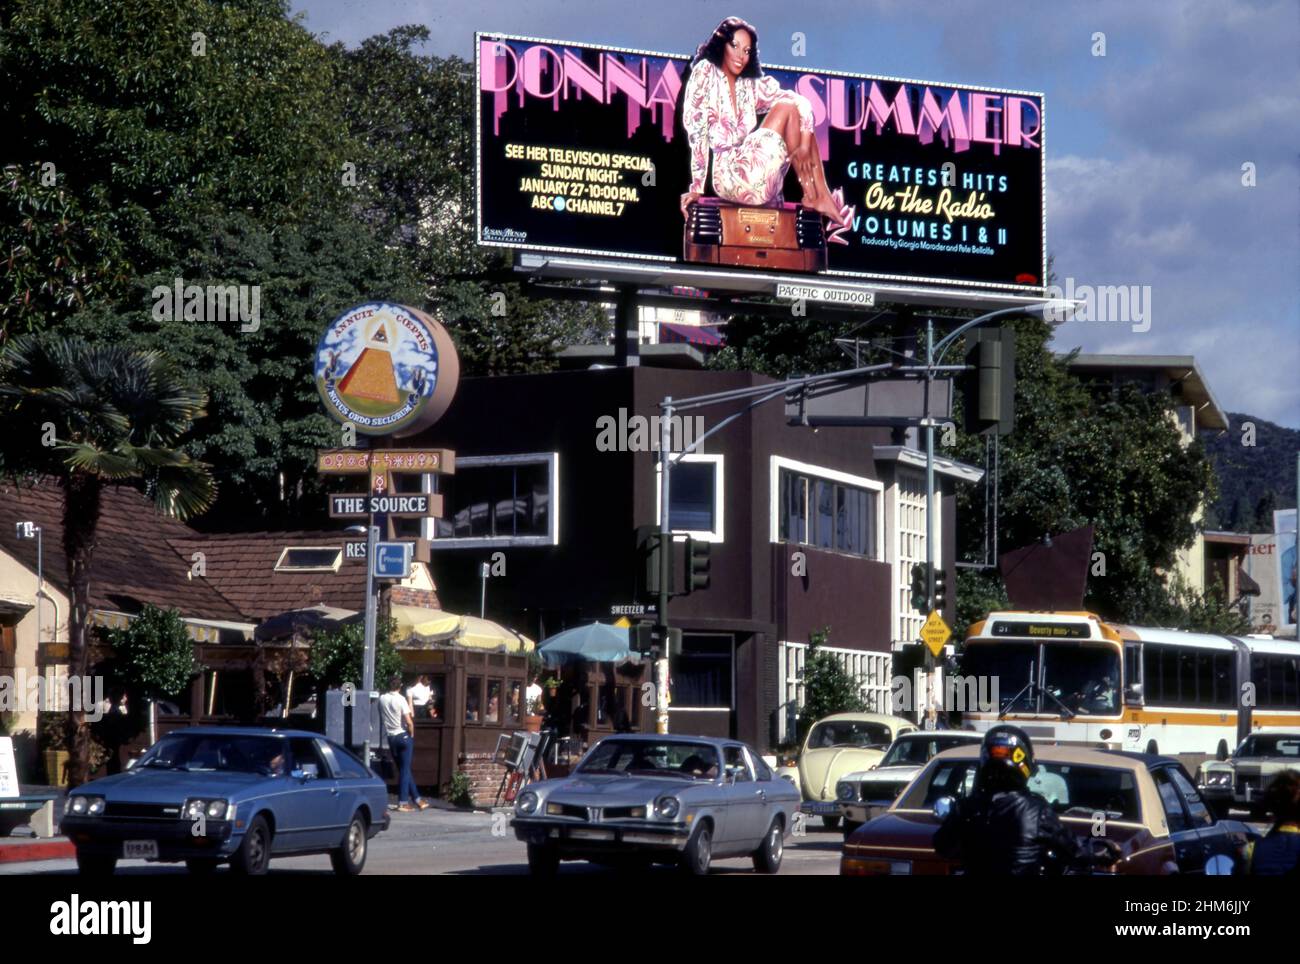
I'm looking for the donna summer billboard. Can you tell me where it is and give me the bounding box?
[475,23,1045,292]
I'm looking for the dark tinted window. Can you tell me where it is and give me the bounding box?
[1169,768,1213,828]
[669,461,716,532]
[289,737,328,775]
[1153,769,1189,833]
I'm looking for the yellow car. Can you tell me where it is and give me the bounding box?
[798,712,918,829]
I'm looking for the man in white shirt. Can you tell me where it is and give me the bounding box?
[380,676,427,811]
[407,675,432,717]
[525,676,544,716]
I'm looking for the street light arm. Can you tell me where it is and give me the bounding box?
[932,303,1059,363]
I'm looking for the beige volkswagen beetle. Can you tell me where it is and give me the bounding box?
[798,712,917,829]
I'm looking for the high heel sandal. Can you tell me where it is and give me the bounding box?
[826,190,855,245]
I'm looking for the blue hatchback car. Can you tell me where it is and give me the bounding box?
[61,727,390,875]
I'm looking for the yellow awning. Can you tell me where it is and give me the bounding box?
[389,604,533,653]
[457,615,535,653]
[390,604,462,643]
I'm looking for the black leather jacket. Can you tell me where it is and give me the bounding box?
[933,789,1105,876]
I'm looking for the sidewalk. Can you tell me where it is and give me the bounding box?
[0,785,72,863]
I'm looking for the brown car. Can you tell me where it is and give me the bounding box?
[841,745,1256,875]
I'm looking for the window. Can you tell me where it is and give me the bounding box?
[1251,654,1300,708]
[656,454,724,541]
[776,464,877,558]
[1169,768,1213,828]
[289,738,328,776]
[274,547,342,572]
[723,746,752,782]
[485,680,502,723]
[431,453,559,547]
[466,677,483,723]
[1153,769,1189,833]
[748,748,773,781]
[321,741,369,780]
[1145,644,1236,708]
[672,635,732,708]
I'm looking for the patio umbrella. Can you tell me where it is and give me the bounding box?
[537,622,632,667]
[254,604,356,641]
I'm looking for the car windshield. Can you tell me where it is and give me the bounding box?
[879,736,979,767]
[577,739,720,780]
[806,721,892,749]
[137,734,288,776]
[899,759,1141,822]
[1237,735,1300,759]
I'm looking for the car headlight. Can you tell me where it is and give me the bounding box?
[654,796,680,819]
[66,795,102,816]
[517,791,539,815]
[206,800,228,819]
[184,798,226,821]
[837,781,855,802]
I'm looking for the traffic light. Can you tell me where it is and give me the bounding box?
[635,525,673,601]
[962,327,1016,436]
[633,624,682,657]
[909,562,929,613]
[933,567,949,612]
[685,536,711,593]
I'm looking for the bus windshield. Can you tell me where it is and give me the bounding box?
[1043,645,1121,716]
[961,641,1120,716]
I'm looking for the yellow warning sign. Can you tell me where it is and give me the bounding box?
[612,616,632,629]
[921,610,952,657]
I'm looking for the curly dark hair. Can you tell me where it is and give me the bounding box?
[1265,770,1300,825]
[694,16,762,78]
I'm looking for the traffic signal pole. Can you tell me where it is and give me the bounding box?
[924,318,939,730]
[656,400,673,735]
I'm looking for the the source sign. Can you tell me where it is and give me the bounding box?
[315,303,460,437]
[476,32,1044,291]
[329,493,443,518]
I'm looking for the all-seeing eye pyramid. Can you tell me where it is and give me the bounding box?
[338,316,402,405]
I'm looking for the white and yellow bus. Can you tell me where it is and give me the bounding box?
[958,611,1300,760]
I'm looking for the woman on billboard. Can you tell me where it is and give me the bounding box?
[680,16,854,242]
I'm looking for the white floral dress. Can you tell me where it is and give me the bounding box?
[683,58,815,206]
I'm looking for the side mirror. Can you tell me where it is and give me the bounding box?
[125,758,137,770]
[933,795,955,821]
[724,765,743,784]
[1124,683,1143,706]
[293,763,319,781]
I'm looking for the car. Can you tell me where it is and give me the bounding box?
[836,730,983,834]
[1198,731,1300,818]
[61,727,390,876]
[842,745,1256,875]
[511,733,800,875]
[798,712,917,829]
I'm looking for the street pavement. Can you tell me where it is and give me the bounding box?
[0,806,844,876]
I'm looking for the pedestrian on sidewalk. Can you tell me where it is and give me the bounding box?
[380,675,428,812]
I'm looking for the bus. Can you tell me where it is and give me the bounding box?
[957,611,1300,761]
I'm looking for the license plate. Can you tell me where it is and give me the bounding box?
[570,829,614,841]
[803,802,839,815]
[123,840,158,860]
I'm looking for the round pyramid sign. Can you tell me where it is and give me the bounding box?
[315,302,459,437]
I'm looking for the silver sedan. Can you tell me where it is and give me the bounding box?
[512,733,800,875]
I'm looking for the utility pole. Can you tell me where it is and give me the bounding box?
[924,318,938,730]
[655,400,673,734]
[361,523,378,770]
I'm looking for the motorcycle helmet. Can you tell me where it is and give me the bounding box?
[979,724,1037,786]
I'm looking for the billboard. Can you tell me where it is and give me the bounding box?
[1245,512,1298,638]
[476,31,1045,291]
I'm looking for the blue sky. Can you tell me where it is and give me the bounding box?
[293,0,1300,428]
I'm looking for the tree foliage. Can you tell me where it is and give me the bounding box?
[104,604,202,703]
[796,629,866,741]
[309,617,403,692]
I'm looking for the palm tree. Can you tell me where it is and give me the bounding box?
[0,334,214,786]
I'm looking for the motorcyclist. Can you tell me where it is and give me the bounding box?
[933,724,1122,875]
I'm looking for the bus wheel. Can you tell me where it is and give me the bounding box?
[1145,739,1158,755]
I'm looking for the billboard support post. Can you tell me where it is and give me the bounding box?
[616,285,641,368]
[924,317,938,729]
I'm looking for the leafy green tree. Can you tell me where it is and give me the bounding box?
[796,629,866,741]
[104,604,202,704]
[2,0,354,338]
[309,617,403,693]
[0,334,214,785]
[61,209,422,528]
